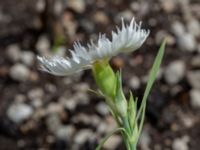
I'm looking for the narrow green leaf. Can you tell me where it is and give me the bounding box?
[136,40,166,142]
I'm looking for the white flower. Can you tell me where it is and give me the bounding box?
[37,18,150,76]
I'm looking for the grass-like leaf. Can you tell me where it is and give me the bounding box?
[136,40,166,142]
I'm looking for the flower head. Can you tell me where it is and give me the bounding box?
[37,18,149,76]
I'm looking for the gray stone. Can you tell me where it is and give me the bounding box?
[139,129,151,150]
[171,21,185,36]
[28,88,44,100]
[190,89,200,108]
[6,44,21,62]
[96,102,109,116]
[74,129,94,145]
[160,0,176,13]
[21,51,35,66]
[54,0,63,16]
[187,71,200,89]
[67,0,85,13]
[36,0,46,13]
[74,83,89,92]
[46,114,61,133]
[72,113,91,125]
[164,60,185,85]
[129,75,141,89]
[117,10,133,21]
[9,63,30,81]
[191,56,200,68]
[47,102,63,114]
[187,19,200,37]
[74,92,90,105]
[103,135,122,150]
[36,35,50,56]
[172,136,189,150]
[7,103,33,123]
[14,94,26,103]
[55,125,76,141]
[178,33,197,52]
[62,97,77,111]
[31,98,42,108]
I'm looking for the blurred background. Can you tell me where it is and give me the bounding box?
[0,0,200,149]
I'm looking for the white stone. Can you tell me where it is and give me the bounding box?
[36,35,50,56]
[103,135,122,150]
[56,125,76,140]
[63,98,77,111]
[117,10,134,21]
[129,75,141,89]
[28,88,44,100]
[187,19,200,37]
[7,103,33,123]
[6,44,21,62]
[21,51,35,66]
[46,114,61,133]
[190,89,200,108]
[74,129,94,145]
[172,136,189,150]
[9,63,30,81]
[178,33,197,52]
[187,71,200,89]
[139,128,151,150]
[164,60,185,85]
[67,0,85,13]
[96,102,109,116]
[171,21,185,36]
[36,0,46,13]
[191,56,200,68]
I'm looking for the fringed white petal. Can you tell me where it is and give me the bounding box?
[37,17,149,76]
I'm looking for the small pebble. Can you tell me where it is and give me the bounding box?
[177,33,197,52]
[96,102,109,116]
[187,70,200,89]
[161,0,176,13]
[6,44,21,62]
[28,88,44,100]
[103,135,122,150]
[67,0,85,13]
[36,0,46,13]
[21,51,35,66]
[171,21,185,36]
[9,63,30,82]
[187,18,200,38]
[74,129,94,145]
[55,125,76,141]
[36,35,50,56]
[129,75,141,90]
[46,114,61,133]
[190,55,200,68]
[164,60,185,85]
[172,136,189,150]
[139,128,151,150]
[190,89,200,108]
[7,103,33,123]
[93,11,109,25]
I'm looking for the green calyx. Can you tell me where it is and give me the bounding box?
[92,60,116,99]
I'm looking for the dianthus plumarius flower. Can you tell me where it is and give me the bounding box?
[37,18,150,76]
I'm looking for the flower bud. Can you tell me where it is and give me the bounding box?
[92,60,116,99]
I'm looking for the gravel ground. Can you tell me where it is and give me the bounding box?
[0,0,200,150]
